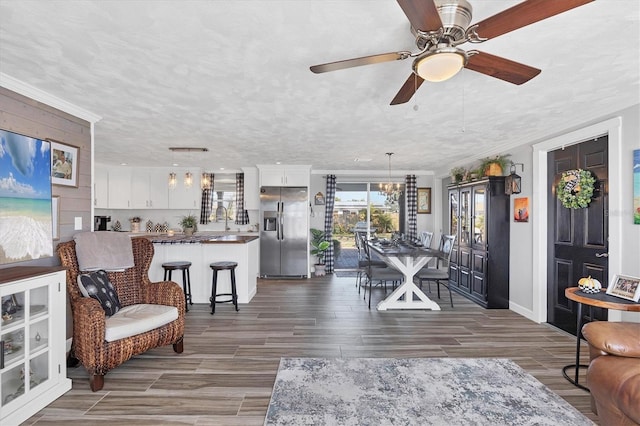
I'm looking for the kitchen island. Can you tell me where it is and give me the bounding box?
[145,234,259,305]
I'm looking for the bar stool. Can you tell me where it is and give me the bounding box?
[162,261,193,312]
[209,261,239,315]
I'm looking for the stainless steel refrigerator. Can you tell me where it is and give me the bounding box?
[260,186,308,277]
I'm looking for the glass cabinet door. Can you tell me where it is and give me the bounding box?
[449,190,459,238]
[459,188,471,245]
[1,283,50,407]
[472,186,486,248]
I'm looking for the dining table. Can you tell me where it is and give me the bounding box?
[367,240,442,311]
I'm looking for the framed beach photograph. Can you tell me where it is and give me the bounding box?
[0,129,54,265]
[52,196,60,240]
[417,187,431,214]
[49,140,79,187]
[606,274,640,302]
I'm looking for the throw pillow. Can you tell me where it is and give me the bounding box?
[77,270,122,316]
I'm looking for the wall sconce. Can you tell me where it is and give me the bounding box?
[505,163,524,195]
[168,172,177,189]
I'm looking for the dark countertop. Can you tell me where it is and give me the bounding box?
[148,234,259,244]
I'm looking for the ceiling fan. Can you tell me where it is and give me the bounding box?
[310,0,594,105]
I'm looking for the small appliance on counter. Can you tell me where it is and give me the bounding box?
[94,215,111,231]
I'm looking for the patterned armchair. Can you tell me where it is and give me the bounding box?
[57,237,185,391]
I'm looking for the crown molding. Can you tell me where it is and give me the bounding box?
[0,73,101,123]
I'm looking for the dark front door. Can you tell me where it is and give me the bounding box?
[547,136,609,335]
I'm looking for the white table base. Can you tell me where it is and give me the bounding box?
[376,255,441,311]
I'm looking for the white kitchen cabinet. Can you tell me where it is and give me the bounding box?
[0,267,71,425]
[242,167,259,210]
[131,169,169,209]
[258,165,310,187]
[168,168,201,209]
[107,167,132,209]
[94,164,108,208]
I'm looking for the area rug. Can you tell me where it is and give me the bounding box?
[264,357,593,426]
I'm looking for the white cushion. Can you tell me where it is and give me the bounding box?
[104,304,178,342]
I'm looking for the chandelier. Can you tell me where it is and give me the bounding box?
[379,152,402,203]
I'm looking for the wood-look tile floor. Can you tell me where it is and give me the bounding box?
[26,275,598,425]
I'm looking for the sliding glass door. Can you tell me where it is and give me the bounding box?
[332,181,405,270]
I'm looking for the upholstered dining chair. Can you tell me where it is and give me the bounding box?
[414,234,456,307]
[419,231,434,248]
[355,232,387,293]
[57,237,185,391]
[360,234,404,309]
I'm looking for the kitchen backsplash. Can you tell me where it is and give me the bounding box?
[95,209,259,232]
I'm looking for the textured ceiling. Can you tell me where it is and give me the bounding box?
[0,0,638,175]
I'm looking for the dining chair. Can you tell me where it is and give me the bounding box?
[414,234,456,307]
[355,233,387,293]
[361,235,404,309]
[419,231,434,248]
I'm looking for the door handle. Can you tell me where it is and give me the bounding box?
[595,252,609,258]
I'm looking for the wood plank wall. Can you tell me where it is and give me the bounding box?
[0,86,92,269]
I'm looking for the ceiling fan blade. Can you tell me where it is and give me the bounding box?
[396,0,443,32]
[473,0,594,40]
[310,52,408,74]
[390,74,425,105]
[465,52,541,85]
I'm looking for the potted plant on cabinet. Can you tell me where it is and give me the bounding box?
[310,228,330,276]
[480,154,511,176]
[450,167,466,184]
[179,214,198,236]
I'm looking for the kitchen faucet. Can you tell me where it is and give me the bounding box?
[215,206,230,231]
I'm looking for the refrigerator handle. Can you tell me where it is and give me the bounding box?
[276,202,281,240]
[280,202,285,240]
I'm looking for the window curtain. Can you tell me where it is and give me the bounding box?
[235,173,250,225]
[406,174,418,242]
[324,175,337,273]
[199,173,215,224]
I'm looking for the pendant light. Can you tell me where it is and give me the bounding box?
[379,153,402,203]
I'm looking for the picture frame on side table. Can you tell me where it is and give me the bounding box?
[49,139,79,187]
[417,187,431,214]
[606,274,640,302]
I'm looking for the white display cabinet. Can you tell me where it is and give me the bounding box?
[0,267,71,425]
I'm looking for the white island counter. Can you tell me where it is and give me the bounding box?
[145,234,259,305]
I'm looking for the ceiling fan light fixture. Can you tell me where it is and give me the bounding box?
[413,47,467,82]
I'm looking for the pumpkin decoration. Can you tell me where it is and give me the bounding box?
[578,276,602,294]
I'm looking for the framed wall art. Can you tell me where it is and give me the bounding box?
[49,139,79,187]
[514,197,529,222]
[417,187,431,214]
[314,192,325,205]
[52,195,60,240]
[634,149,639,224]
[0,129,53,265]
[606,274,640,302]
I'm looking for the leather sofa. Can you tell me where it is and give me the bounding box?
[582,321,640,426]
